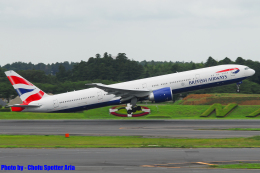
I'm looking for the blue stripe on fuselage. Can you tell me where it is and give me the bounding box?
[51,99,121,113]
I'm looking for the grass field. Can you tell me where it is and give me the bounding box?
[224,128,260,131]
[1,105,260,119]
[198,128,260,131]
[211,163,260,169]
[1,135,260,148]
[181,93,260,105]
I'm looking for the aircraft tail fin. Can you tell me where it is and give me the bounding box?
[5,70,49,106]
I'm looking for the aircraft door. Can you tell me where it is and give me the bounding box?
[97,91,103,102]
[53,99,59,108]
[142,83,147,89]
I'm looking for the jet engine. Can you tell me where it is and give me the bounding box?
[148,87,173,103]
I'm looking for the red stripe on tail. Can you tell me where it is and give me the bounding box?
[23,90,44,104]
[11,107,25,112]
[7,76,33,86]
[11,91,44,111]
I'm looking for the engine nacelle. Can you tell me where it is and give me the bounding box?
[148,87,173,103]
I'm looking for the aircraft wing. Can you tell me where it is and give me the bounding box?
[86,83,150,100]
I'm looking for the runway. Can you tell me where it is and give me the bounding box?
[1,120,260,172]
[0,119,260,138]
[1,148,260,173]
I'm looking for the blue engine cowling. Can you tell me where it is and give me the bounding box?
[148,87,172,103]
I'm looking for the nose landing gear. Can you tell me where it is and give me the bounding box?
[236,81,242,93]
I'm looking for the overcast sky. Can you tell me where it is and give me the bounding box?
[0,0,259,66]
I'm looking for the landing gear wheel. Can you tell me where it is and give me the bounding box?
[127,110,132,114]
[132,108,137,113]
[236,82,242,93]
[136,106,142,111]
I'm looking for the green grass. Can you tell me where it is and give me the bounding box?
[181,93,260,105]
[213,93,260,97]
[2,105,260,119]
[200,103,238,117]
[225,128,260,131]
[247,108,260,117]
[173,100,184,105]
[197,128,260,131]
[1,135,260,148]
[146,115,171,118]
[211,163,260,169]
[200,103,222,117]
[217,103,238,117]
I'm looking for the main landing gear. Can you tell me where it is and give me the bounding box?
[236,81,242,93]
[125,97,142,117]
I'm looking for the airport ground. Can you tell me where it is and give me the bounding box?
[1,148,260,173]
[1,119,260,138]
[1,119,260,172]
[2,94,260,172]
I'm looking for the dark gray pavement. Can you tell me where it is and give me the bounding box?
[1,148,260,173]
[1,120,260,172]
[0,120,260,138]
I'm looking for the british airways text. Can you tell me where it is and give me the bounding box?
[189,75,228,85]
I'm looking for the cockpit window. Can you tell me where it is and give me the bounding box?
[245,67,249,70]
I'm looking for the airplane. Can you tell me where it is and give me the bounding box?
[5,64,255,116]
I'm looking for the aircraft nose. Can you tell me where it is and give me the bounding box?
[249,69,255,76]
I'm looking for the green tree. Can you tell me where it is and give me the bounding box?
[218,57,233,65]
[205,56,218,67]
[56,65,67,82]
[235,57,246,64]
[18,70,48,83]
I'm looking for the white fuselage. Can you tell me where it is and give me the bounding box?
[23,64,254,113]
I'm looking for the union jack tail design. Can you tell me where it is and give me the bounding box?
[5,70,49,111]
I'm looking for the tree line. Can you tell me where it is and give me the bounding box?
[1,53,260,101]
[2,61,75,75]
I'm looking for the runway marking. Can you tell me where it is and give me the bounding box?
[154,164,169,165]
[142,165,156,168]
[157,166,181,168]
[141,160,260,169]
[197,162,216,166]
[142,165,180,168]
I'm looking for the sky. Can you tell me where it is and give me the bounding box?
[0,0,260,66]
